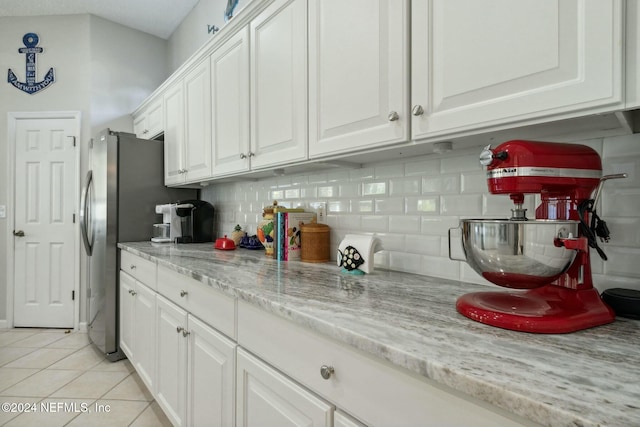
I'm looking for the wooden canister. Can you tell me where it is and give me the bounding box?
[300,222,330,263]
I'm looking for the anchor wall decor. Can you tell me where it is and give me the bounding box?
[7,33,55,95]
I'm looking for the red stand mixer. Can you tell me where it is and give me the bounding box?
[452,140,626,333]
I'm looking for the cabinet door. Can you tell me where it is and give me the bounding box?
[187,315,236,427]
[184,61,213,183]
[119,271,135,361]
[164,82,186,185]
[146,100,164,139]
[133,114,147,139]
[236,348,333,427]
[250,0,308,169]
[156,296,189,427]
[211,27,251,176]
[411,0,624,140]
[308,0,409,158]
[134,281,156,394]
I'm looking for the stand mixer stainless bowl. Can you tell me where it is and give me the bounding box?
[450,140,626,333]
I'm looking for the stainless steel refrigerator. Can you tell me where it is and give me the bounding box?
[80,129,197,361]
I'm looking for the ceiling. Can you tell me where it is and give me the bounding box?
[0,0,200,39]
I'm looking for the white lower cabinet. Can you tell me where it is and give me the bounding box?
[334,411,367,427]
[236,348,333,427]
[155,295,236,427]
[156,295,188,427]
[119,271,156,394]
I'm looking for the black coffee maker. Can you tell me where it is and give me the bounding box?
[174,200,214,243]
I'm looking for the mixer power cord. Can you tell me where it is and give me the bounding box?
[577,200,609,261]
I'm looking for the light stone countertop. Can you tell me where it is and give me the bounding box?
[119,242,640,427]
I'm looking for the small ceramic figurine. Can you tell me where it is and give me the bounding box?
[231,224,245,245]
[258,201,277,257]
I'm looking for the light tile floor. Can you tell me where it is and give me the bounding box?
[0,328,171,427]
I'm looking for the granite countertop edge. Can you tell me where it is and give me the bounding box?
[119,242,640,427]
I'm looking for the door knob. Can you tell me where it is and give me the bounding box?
[13,230,25,237]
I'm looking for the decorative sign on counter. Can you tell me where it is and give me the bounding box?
[7,33,55,95]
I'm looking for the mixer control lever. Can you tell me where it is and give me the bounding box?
[479,145,508,167]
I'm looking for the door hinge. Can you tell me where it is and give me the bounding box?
[73,213,76,223]
[67,136,77,147]
[72,290,75,301]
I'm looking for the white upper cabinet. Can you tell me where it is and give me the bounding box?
[211,27,251,176]
[164,60,213,186]
[308,0,409,158]
[411,0,624,140]
[133,98,163,139]
[164,82,185,186]
[184,61,213,182]
[250,0,308,170]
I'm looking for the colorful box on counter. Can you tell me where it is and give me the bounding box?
[274,209,317,261]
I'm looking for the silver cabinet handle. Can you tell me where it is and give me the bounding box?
[388,111,399,121]
[240,153,247,159]
[128,289,134,295]
[143,129,149,134]
[182,330,191,337]
[320,365,334,380]
[130,264,136,269]
[248,152,255,157]
[412,105,424,116]
[176,326,184,333]
[13,230,25,237]
[180,290,188,297]
[130,290,137,296]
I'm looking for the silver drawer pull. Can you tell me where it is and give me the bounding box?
[176,326,184,333]
[387,111,399,121]
[130,291,137,296]
[180,290,188,297]
[130,264,136,269]
[182,330,191,337]
[320,365,334,380]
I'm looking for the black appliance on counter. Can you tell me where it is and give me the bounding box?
[175,199,214,243]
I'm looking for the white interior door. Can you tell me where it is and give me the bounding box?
[13,116,78,328]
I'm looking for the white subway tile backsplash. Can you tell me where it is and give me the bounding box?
[461,171,488,193]
[441,195,482,215]
[363,181,387,196]
[202,134,640,288]
[405,235,441,256]
[405,196,439,215]
[375,197,404,214]
[389,215,420,234]
[339,182,361,198]
[374,163,404,179]
[350,167,375,181]
[318,185,338,197]
[328,171,351,182]
[405,158,440,176]
[361,215,389,233]
[353,200,374,213]
[328,200,349,213]
[389,177,421,196]
[422,175,460,194]
[421,217,460,236]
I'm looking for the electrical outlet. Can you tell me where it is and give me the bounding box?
[310,202,327,223]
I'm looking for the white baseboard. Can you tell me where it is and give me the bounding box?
[77,322,88,332]
[0,319,8,329]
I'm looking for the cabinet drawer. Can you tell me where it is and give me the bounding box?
[157,264,236,339]
[238,301,534,427]
[121,251,157,288]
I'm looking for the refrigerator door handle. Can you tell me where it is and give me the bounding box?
[80,170,93,256]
